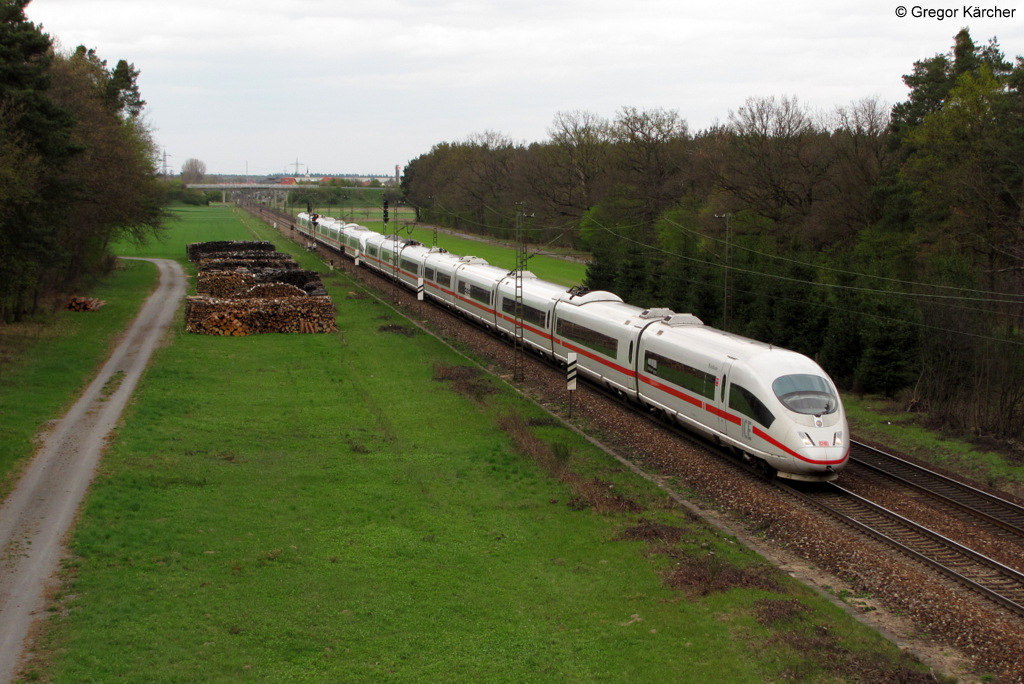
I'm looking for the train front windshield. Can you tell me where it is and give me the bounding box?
[772,374,838,416]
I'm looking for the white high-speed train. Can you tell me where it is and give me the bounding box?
[297,213,849,481]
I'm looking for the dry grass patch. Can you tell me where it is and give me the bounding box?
[496,410,643,513]
[432,363,498,403]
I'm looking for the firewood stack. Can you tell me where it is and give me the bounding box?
[195,269,327,298]
[185,240,276,262]
[185,241,337,336]
[65,296,106,312]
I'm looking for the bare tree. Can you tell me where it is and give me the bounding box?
[611,106,690,218]
[546,110,612,215]
[181,158,206,185]
[714,96,835,238]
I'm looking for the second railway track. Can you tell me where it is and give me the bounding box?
[784,479,1024,619]
[851,440,1024,535]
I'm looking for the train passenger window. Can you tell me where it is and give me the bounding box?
[729,384,776,429]
[425,267,435,281]
[469,284,491,305]
[644,351,715,400]
[501,298,547,327]
[437,273,451,288]
[367,245,379,257]
[400,258,419,275]
[772,374,837,415]
[557,319,617,358]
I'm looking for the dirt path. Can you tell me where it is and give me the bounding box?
[0,258,186,682]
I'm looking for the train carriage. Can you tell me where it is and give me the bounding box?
[314,217,344,251]
[421,251,467,308]
[394,242,433,293]
[549,291,644,396]
[296,212,313,235]
[493,274,566,358]
[634,315,723,440]
[723,349,847,480]
[449,261,509,328]
[375,236,409,278]
[340,223,374,261]
[634,321,846,480]
[359,233,392,274]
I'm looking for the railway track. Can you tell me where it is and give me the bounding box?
[783,479,1024,618]
[850,440,1024,536]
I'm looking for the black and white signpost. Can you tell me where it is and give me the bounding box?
[567,352,578,417]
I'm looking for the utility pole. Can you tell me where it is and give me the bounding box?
[715,213,731,330]
[512,203,532,383]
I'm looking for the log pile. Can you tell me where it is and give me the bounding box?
[198,256,299,271]
[65,296,106,312]
[184,296,337,335]
[195,269,327,298]
[186,240,276,262]
[185,241,336,336]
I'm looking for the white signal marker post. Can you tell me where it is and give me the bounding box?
[567,352,578,417]
[417,277,424,301]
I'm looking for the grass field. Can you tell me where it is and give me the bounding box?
[15,205,934,681]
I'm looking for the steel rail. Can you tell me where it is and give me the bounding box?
[783,481,1024,618]
[850,441,1024,536]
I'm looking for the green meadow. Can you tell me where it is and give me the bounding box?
[15,205,932,682]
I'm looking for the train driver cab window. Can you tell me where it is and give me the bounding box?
[729,384,776,429]
[772,374,838,416]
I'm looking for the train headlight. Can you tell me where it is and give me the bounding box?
[833,431,844,447]
[799,432,814,447]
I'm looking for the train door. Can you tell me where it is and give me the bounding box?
[713,358,735,438]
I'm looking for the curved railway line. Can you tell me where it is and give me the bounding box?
[248,203,1024,679]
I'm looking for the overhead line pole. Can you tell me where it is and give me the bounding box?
[715,213,731,330]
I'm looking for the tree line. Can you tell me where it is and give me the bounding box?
[402,29,1024,443]
[0,0,165,323]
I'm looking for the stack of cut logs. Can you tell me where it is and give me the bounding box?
[65,296,106,312]
[185,241,337,336]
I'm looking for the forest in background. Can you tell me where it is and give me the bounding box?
[0,0,165,324]
[402,29,1024,444]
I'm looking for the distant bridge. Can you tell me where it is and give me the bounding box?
[186,183,322,190]
[185,183,321,206]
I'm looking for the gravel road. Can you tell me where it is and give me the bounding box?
[0,258,186,682]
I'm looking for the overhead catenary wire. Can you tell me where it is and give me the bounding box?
[415,200,1024,344]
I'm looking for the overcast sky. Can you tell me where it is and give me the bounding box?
[25,0,1024,177]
